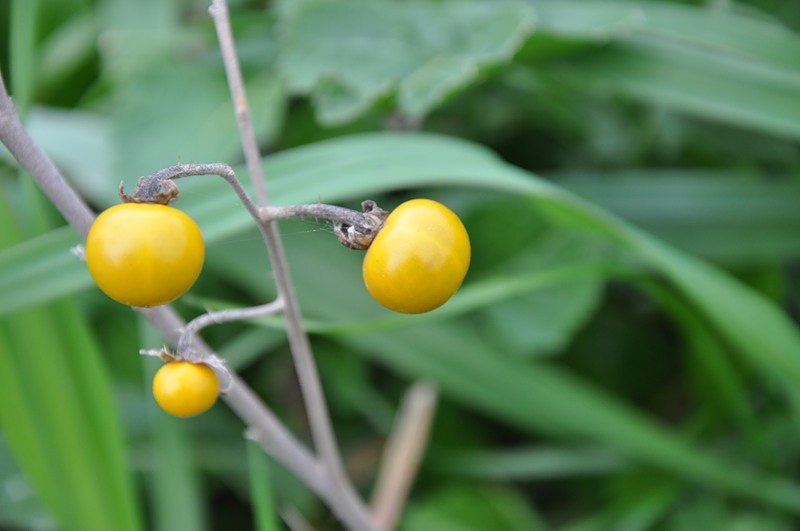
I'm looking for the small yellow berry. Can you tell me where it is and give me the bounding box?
[153,362,219,418]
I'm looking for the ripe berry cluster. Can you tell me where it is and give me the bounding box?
[85,195,470,417]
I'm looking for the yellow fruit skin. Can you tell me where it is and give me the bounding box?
[153,362,219,418]
[86,203,204,307]
[363,199,470,314]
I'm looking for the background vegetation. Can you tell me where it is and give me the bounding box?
[2,0,800,529]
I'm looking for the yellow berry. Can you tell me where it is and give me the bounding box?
[153,362,219,418]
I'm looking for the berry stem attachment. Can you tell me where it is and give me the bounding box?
[261,200,388,249]
[120,163,257,213]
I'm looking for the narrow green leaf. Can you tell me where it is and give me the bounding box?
[536,1,800,70]
[343,323,800,511]
[5,131,800,392]
[10,0,38,116]
[402,485,547,531]
[0,227,88,315]
[5,132,800,512]
[0,304,143,531]
[535,1,800,139]
[564,482,681,531]
[555,38,800,140]
[0,195,141,531]
[26,108,115,206]
[554,171,800,265]
[434,446,625,480]
[247,439,280,531]
[0,435,55,530]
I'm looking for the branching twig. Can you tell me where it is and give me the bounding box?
[0,74,94,238]
[177,299,284,358]
[209,1,377,529]
[0,65,375,529]
[2,1,431,527]
[208,0,269,207]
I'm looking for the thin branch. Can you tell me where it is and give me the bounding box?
[261,204,372,227]
[210,2,377,529]
[261,201,388,250]
[208,0,269,207]
[0,64,374,531]
[137,306,322,488]
[177,298,284,357]
[132,163,262,221]
[0,71,94,238]
[280,506,318,531]
[371,382,438,531]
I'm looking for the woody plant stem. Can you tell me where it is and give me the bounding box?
[209,0,378,527]
[0,68,378,531]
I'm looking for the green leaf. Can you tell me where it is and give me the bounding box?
[402,485,547,531]
[342,323,800,511]
[4,131,800,384]
[278,0,535,123]
[0,303,142,531]
[26,108,116,206]
[477,227,607,357]
[5,132,800,511]
[564,482,681,531]
[434,446,625,480]
[10,0,39,116]
[247,439,280,531]
[535,1,800,140]
[554,170,800,266]
[0,434,55,530]
[535,1,800,70]
[0,227,87,316]
[0,190,141,531]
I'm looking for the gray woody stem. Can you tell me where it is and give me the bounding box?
[209,1,377,529]
[177,299,285,359]
[0,69,373,530]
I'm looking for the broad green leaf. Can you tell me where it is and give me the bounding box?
[278,0,535,123]
[36,11,99,96]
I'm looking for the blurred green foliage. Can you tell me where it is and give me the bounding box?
[1,0,800,530]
